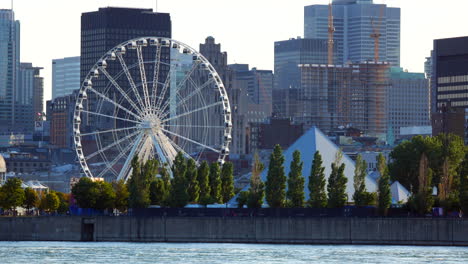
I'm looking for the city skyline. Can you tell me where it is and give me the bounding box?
[1,0,468,104]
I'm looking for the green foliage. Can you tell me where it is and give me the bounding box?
[23,187,38,211]
[308,151,327,208]
[327,162,348,208]
[55,192,70,214]
[197,161,211,206]
[265,145,287,208]
[0,177,25,211]
[460,153,468,215]
[377,154,392,216]
[221,162,235,204]
[236,191,249,208]
[287,150,305,208]
[94,181,116,210]
[186,159,200,203]
[353,154,371,206]
[168,152,189,208]
[113,180,129,213]
[72,177,99,208]
[209,162,222,204]
[248,153,265,208]
[149,178,167,206]
[389,134,464,193]
[41,192,60,213]
[127,156,153,209]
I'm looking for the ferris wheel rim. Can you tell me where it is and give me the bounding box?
[73,36,232,181]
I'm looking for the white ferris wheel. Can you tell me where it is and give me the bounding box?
[73,37,232,181]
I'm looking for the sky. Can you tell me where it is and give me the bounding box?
[1,0,468,103]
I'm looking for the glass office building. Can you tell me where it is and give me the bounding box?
[0,9,20,132]
[304,0,400,66]
[52,56,80,100]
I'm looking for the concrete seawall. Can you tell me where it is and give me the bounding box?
[1,217,468,246]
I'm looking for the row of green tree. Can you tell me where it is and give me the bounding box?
[236,145,392,214]
[0,178,69,214]
[390,134,468,214]
[72,153,235,210]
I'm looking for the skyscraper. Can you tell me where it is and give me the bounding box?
[0,9,20,132]
[17,63,43,132]
[81,7,172,83]
[304,0,400,66]
[432,36,468,111]
[52,56,80,100]
[274,38,329,91]
[388,67,430,138]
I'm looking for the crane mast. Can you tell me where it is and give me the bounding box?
[370,2,385,62]
[327,0,335,65]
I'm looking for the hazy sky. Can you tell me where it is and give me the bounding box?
[1,0,468,103]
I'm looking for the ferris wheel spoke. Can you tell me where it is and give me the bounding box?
[137,46,151,109]
[160,101,223,123]
[154,61,177,114]
[87,86,143,121]
[163,134,193,160]
[151,45,162,111]
[116,132,145,181]
[97,133,142,179]
[117,53,147,113]
[159,77,215,117]
[163,124,224,129]
[80,126,140,137]
[99,67,145,117]
[81,110,142,125]
[85,130,141,161]
[161,128,220,153]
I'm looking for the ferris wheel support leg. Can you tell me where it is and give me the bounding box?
[117,133,144,182]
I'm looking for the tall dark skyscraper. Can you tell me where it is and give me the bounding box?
[80,7,172,83]
[432,36,468,111]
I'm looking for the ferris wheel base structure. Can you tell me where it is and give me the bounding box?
[73,37,232,182]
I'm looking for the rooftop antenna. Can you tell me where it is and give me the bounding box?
[155,0,158,12]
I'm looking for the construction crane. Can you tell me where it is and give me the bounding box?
[327,0,335,65]
[370,1,385,62]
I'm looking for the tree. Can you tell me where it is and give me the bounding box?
[149,178,166,206]
[221,162,235,204]
[127,156,152,208]
[287,150,305,208]
[409,153,434,215]
[55,192,70,214]
[23,187,38,213]
[0,177,25,212]
[236,191,249,208]
[41,191,60,213]
[327,150,348,208]
[308,151,327,208]
[353,155,375,206]
[197,161,211,206]
[72,177,98,209]
[113,179,129,213]
[265,144,287,208]
[209,162,222,204]
[168,152,189,207]
[94,181,116,211]
[377,154,392,216]
[460,152,468,215]
[186,159,200,203]
[248,153,265,208]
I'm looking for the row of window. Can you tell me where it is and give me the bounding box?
[438,75,468,84]
[438,93,468,100]
[438,84,468,92]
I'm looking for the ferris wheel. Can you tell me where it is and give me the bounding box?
[73,37,232,181]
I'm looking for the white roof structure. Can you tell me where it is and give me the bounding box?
[391,181,411,204]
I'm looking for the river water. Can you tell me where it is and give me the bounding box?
[0,242,467,263]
